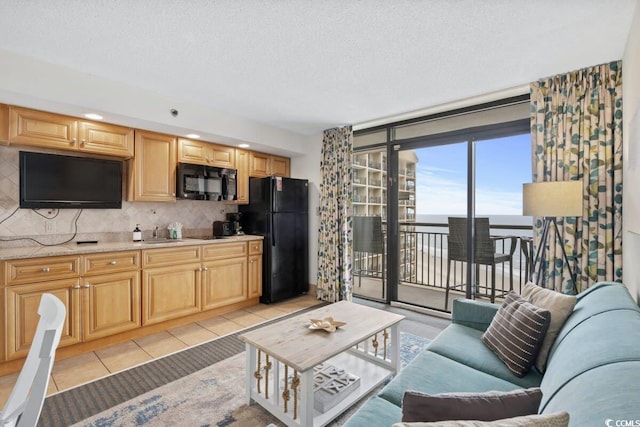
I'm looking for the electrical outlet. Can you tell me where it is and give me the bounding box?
[45,220,56,233]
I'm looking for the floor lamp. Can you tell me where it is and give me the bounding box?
[523,181,583,294]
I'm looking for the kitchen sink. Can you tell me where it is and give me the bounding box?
[142,239,183,244]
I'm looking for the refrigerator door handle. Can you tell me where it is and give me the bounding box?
[271,212,276,246]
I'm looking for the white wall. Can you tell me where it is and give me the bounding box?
[290,133,323,286]
[622,0,640,303]
[0,49,308,157]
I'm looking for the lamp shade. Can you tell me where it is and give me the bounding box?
[523,181,583,217]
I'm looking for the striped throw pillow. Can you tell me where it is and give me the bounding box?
[481,292,551,377]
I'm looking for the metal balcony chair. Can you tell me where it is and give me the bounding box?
[445,217,517,310]
[0,293,66,427]
[353,216,386,298]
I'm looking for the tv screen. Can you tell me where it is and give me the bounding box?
[20,151,123,209]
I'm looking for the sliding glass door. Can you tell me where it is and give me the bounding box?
[386,131,531,312]
[394,142,468,311]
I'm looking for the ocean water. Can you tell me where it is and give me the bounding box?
[405,214,534,264]
[412,214,533,237]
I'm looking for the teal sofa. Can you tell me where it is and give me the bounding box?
[343,282,640,426]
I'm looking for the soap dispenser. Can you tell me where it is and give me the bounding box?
[133,224,142,242]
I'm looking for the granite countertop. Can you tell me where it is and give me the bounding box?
[0,234,264,261]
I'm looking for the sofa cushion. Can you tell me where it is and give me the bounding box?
[521,282,576,373]
[451,298,500,332]
[481,292,551,377]
[392,411,569,427]
[379,350,524,407]
[540,309,640,409]
[546,282,640,362]
[427,324,542,389]
[401,388,542,422]
[541,361,640,426]
[341,395,402,427]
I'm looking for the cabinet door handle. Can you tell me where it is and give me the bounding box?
[250,259,255,264]
[202,267,208,271]
[83,284,91,288]
[42,267,50,273]
[72,285,81,289]
[110,261,117,265]
[70,138,77,145]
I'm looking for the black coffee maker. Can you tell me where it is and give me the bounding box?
[226,212,244,235]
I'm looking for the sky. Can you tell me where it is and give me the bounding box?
[413,133,532,217]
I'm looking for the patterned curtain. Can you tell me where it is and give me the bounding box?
[316,126,353,302]
[530,61,623,293]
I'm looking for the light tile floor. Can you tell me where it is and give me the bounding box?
[0,294,320,407]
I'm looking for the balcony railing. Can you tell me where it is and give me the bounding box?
[353,221,533,309]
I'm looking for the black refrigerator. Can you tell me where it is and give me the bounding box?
[239,177,309,303]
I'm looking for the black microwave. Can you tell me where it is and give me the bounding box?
[176,163,237,201]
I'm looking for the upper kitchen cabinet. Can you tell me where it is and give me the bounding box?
[0,104,8,143]
[235,148,249,204]
[249,151,290,178]
[7,106,134,158]
[77,121,134,158]
[129,130,177,202]
[271,155,290,177]
[178,138,235,168]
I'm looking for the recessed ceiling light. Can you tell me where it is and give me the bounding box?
[186,133,200,139]
[84,113,103,120]
[238,143,250,148]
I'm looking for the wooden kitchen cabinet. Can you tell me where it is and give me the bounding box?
[2,239,264,366]
[5,255,80,286]
[141,246,202,325]
[249,151,270,177]
[201,242,248,310]
[3,251,142,359]
[130,130,177,202]
[202,257,247,310]
[235,148,249,204]
[82,271,141,340]
[78,121,134,157]
[0,104,8,143]
[4,255,81,360]
[142,263,202,325]
[248,240,263,299]
[249,151,290,177]
[7,106,134,158]
[5,278,82,359]
[271,155,290,177]
[81,251,141,340]
[178,138,235,168]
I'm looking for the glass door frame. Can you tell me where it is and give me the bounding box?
[384,119,530,307]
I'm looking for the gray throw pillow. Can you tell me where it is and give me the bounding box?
[521,282,576,373]
[401,388,542,423]
[481,292,551,377]
[392,411,570,427]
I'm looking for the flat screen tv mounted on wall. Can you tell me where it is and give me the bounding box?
[19,151,123,209]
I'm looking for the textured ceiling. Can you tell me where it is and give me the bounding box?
[0,0,636,135]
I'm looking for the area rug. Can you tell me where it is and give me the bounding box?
[69,332,430,427]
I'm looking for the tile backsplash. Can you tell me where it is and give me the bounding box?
[0,146,235,247]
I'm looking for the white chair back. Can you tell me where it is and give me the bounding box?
[0,293,66,427]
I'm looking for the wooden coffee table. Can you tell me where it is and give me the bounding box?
[238,301,405,427]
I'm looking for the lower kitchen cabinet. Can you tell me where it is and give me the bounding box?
[82,270,141,340]
[5,278,81,359]
[202,257,248,310]
[2,239,264,363]
[142,262,202,325]
[248,241,263,298]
